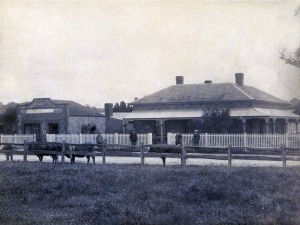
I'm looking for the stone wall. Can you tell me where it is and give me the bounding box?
[68,116,106,134]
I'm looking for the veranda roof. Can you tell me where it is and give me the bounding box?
[231,108,299,118]
[121,108,300,120]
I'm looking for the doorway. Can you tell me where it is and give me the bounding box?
[24,124,41,141]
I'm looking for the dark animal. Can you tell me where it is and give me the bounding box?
[65,142,96,164]
[0,144,13,161]
[27,142,62,163]
[148,147,181,166]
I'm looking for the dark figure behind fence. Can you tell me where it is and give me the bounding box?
[193,130,200,146]
[96,133,104,149]
[175,132,182,146]
[129,130,138,146]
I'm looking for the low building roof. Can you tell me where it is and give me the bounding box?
[51,100,105,117]
[20,98,104,117]
[132,83,288,105]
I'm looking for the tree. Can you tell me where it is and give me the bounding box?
[81,124,97,134]
[126,104,133,112]
[113,101,134,112]
[120,101,127,112]
[201,108,233,133]
[278,48,300,68]
[290,98,300,115]
[113,103,120,112]
[278,5,300,68]
[0,103,19,134]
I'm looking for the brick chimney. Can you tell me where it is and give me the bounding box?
[235,73,244,86]
[104,103,113,118]
[176,76,184,85]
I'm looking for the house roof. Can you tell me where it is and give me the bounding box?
[50,100,105,117]
[132,83,288,105]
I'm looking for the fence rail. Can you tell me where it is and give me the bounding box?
[167,133,300,148]
[46,133,152,146]
[0,142,299,167]
[2,133,300,148]
[0,134,36,144]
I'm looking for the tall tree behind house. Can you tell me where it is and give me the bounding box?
[279,5,300,68]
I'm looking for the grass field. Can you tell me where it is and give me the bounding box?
[0,162,299,225]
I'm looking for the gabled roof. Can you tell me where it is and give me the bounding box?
[51,100,104,117]
[132,83,288,105]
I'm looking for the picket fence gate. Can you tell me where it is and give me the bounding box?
[167,133,300,148]
[46,133,153,146]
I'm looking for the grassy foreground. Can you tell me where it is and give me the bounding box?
[0,162,299,225]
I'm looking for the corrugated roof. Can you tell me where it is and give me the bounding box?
[231,108,299,118]
[120,108,299,120]
[51,100,104,117]
[122,110,205,120]
[132,83,287,104]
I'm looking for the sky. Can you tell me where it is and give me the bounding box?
[0,1,299,108]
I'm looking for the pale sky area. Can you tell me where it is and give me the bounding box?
[0,1,299,108]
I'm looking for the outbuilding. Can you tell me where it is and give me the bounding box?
[17,98,106,141]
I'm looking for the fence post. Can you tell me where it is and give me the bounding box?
[147,133,152,145]
[6,150,9,161]
[285,133,289,148]
[181,143,186,166]
[79,133,83,144]
[244,133,247,147]
[114,133,119,145]
[140,142,144,165]
[24,141,27,162]
[102,139,107,165]
[228,144,232,167]
[14,134,17,144]
[61,141,65,163]
[0,134,2,144]
[281,144,286,168]
[205,133,208,147]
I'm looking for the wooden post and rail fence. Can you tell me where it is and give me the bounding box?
[0,140,299,167]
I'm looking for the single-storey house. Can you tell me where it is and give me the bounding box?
[120,73,300,142]
[17,98,106,141]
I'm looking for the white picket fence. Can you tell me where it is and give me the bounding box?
[0,134,36,144]
[167,133,300,148]
[46,133,153,146]
[2,133,300,148]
